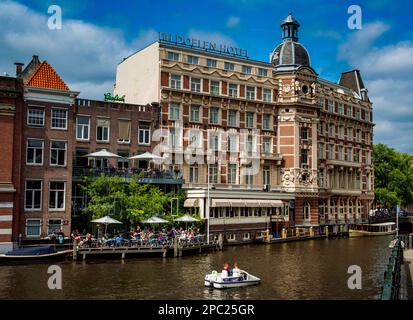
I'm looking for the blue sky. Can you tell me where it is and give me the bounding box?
[0,0,412,153]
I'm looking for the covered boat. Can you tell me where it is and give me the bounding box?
[205,270,260,289]
[349,222,396,237]
[0,246,72,262]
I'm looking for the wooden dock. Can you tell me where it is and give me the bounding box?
[73,237,221,261]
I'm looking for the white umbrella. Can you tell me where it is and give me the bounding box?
[91,216,122,236]
[141,216,168,224]
[128,152,163,161]
[173,215,199,222]
[84,149,122,158]
[174,215,199,230]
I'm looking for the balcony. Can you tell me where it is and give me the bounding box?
[261,152,283,164]
[72,167,184,185]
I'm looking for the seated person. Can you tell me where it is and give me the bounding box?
[221,263,230,278]
[232,263,241,277]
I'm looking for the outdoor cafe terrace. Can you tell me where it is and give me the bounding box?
[72,167,185,185]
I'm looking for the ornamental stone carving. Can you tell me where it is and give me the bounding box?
[281,168,295,187]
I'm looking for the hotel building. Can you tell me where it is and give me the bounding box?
[114,14,374,241]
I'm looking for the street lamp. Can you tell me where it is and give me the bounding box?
[170,197,179,216]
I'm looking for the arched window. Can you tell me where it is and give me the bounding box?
[303,201,310,221]
[330,201,336,215]
[358,200,362,214]
[319,201,325,217]
[349,201,353,214]
[340,200,345,214]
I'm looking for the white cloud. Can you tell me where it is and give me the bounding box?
[226,16,240,28]
[338,21,413,153]
[0,1,157,94]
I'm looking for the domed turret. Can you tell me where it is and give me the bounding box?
[270,14,311,69]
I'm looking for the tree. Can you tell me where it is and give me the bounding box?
[373,144,413,210]
[80,174,180,228]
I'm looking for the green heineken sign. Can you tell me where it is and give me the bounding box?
[104,93,125,102]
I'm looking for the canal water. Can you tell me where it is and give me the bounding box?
[0,236,393,300]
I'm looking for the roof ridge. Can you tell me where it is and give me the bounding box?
[26,60,69,91]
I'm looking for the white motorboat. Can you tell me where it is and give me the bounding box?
[204,270,260,289]
[349,222,396,237]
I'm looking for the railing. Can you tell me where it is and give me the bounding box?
[381,239,403,300]
[73,167,184,184]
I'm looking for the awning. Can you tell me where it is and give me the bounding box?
[210,199,284,208]
[184,198,200,208]
[211,199,229,208]
[260,200,284,208]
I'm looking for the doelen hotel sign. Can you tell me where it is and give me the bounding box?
[159,32,249,59]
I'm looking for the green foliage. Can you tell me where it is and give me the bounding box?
[373,144,413,209]
[80,174,181,226]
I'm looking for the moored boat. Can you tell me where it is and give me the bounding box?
[204,269,260,289]
[0,246,72,263]
[349,222,396,237]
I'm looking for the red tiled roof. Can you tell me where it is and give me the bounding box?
[25,61,69,91]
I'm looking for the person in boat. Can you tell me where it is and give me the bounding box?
[232,263,241,277]
[57,229,64,244]
[221,263,230,278]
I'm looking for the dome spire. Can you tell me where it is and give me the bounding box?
[281,12,300,42]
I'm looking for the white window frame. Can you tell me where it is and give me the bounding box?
[48,218,63,235]
[263,88,272,102]
[190,77,201,93]
[96,118,110,142]
[24,180,42,211]
[206,59,217,68]
[27,108,45,127]
[170,74,182,89]
[138,122,151,145]
[228,164,237,184]
[169,103,181,121]
[187,55,199,65]
[262,113,272,130]
[51,108,68,130]
[224,62,235,71]
[228,110,237,127]
[209,107,220,125]
[303,202,311,221]
[262,137,272,154]
[227,134,238,152]
[26,138,44,166]
[76,115,90,141]
[48,181,66,211]
[246,86,255,100]
[189,164,199,183]
[26,219,42,238]
[50,140,67,167]
[258,68,268,77]
[167,51,180,61]
[246,112,254,128]
[210,80,220,95]
[189,105,201,123]
[242,65,252,74]
[228,83,238,98]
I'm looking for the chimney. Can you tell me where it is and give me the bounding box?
[14,62,24,76]
[32,55,40,64]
